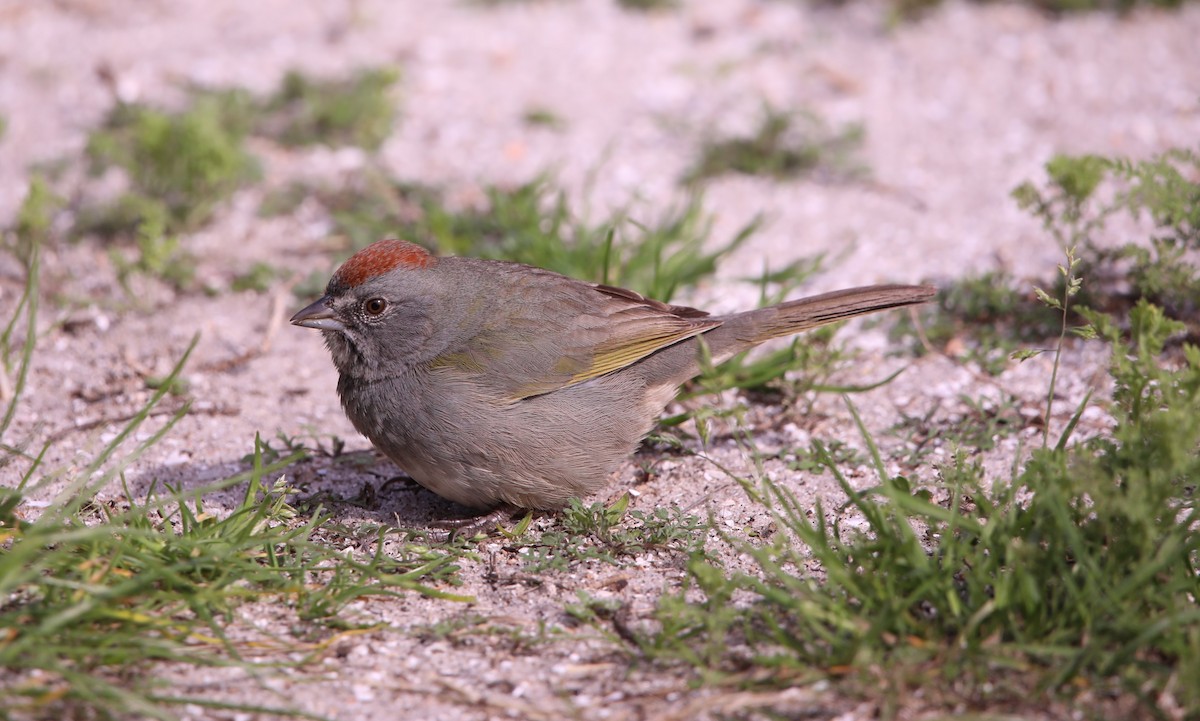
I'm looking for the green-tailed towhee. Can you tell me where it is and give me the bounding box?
[291,238,934,516]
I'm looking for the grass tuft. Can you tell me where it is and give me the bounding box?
[685,108,864,184]
[1013,148,1200,329]
[83,97,260,235]
[289,171,762,304]
[632,295,1199,713]
[0,229,466,720]
[617,0,679,10]
[867,0,1192,23]
[596,185,1200,716]
[70,67,399,291]
[1,423,469,719]
[512,494,707,573]
[260,68,400,151]
[521,107,566,130]
[895,147,1200,373]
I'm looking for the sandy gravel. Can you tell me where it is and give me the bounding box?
[1,0,1198,719]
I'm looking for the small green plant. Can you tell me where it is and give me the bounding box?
[0,231,467,719]
[617,0,679,10]
[406,177,761,303]
[288,171,762,304]
[258,180,313,217]
[889,392,1023,466]
[563,591,625,627]
[260,67,400,151]
[110,211,196,292]
[683,325,848,403]
[669,276,915,434]
[1,407,468,720]
[620,283,1200,717]
[876,0,1191,22]
[685,108,864,184]
[1,433,467,718]
[1011,245,1093,446]
[181,85,262,137]
[230,261,280,292]
[1,183,49,447]
[515,494,706,573]
[661,322,874,442]
[1012,149,1200,327]
[891,270,1065,374]
[786,438,866,473]
[645,327,1196,712]
[521,107,566,130]
[238,430,315,466]
[8,176,60,269]
[75,66,399,233]
[896,149,1200,372]
[83,96,260,235]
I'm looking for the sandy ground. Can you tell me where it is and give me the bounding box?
[1,0,1198,718]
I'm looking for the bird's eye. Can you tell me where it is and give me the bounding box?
[363,298,387,316]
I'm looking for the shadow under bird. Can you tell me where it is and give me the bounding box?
[291,239,934,527]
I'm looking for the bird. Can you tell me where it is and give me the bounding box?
[291,238,934,531]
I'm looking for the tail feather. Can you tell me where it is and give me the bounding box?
[751,284,936,342]
[633,284,934,389]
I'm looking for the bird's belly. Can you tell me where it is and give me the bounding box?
[337,371,657,510]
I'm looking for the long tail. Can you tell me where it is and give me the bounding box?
[635,284,935,389]
[745,284,936,343]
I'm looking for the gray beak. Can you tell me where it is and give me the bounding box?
[290,296,346,332]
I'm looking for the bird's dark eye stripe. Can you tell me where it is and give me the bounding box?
[364,298,387,315]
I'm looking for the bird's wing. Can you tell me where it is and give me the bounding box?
[428,269,721,401]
